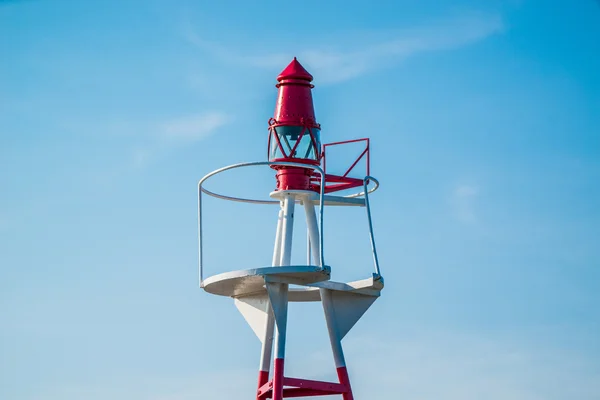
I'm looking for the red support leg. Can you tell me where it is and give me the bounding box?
[337,366,354,400]
[256,370,270,399]
[272,358,285,400]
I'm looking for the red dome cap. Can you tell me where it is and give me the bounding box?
[277,57,313,82]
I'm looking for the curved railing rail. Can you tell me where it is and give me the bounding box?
[363,176,381,278]
[197,161,381,287]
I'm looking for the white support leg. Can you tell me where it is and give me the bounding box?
[256,303,275,394]
[272,207,284,267]
[320,288,354,400]
[320,289,346,368]
[279,193,295,266]
[272,193,295,400]
[307,228,311,265]
[269,282,289,400]
[303,201,320,266]
[256,204,284,395]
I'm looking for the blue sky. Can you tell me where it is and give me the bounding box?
[1,0,599,399]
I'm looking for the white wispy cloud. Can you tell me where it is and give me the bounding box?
[183,13,504,84]
[451,184,480,223]
[160,112,230,142]
[132,111,231,168]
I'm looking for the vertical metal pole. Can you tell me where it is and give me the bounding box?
[271,283,289,400]
[256,205,284,397]
[307,227,312,265]
[363,177,381,277]
[308,196,354,397]
[320,288,354,400]
[197,184,203,286]
[257,303,275,396]
[279,193,295,266]
[272,193,293,400]
[303,201,320,266]
[272,207,284,267]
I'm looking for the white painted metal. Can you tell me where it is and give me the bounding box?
[311,195,366,207]
[272,207,284,267]
[197,160,378,206]
[323,290,378,339]
[306,228,311,265]
[279,193,295,267]
[303,201,321,267]
[271,192,294,364]
[198,162,385,386]
[288,276,383,302]
[197,162,381,285]
[197,161,332,286]
[234,294,270,340]
[202,265,330,297]
[259,204,283,376]
[198,161,379,288]
[259,302,275,372]
[266,281,289,360]
[228,273,382,302]
[320,288,346,368]
[308,275,383,294]
[363,176,382,277]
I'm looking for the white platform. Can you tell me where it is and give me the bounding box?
[202,265,383,301]
[270,189,366,207]
[201,265,331,297]
[288,275,384,302]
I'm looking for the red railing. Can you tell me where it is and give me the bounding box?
[313,138,370,194]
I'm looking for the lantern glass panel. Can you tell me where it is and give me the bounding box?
[269,126,320,161]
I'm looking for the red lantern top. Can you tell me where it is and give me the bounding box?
[268,58,371,194]
[268,58,321,191]
[272,57,319,129]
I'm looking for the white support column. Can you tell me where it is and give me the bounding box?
[303,201,320,266]
[256,204,284,394]
[279,193,295,266]
[257,303,275,384]
[306,228,312,265]
[272,206,284,267]
[271,283,289,358]
[320,288,346,368]
[320,288,354,399]
[272,193,294,400]
[269,281,289,400]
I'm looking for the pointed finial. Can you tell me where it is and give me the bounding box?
[277,57,313,82]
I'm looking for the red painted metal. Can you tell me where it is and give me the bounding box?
[343,147,368,178]
[257,370,270,399]
[337,366,355,400]
[274,58,317,127]
[268,59,373,195]
[269,58,322,192]
[272,358,285,400]
[275,167,314,191]
[257,377,350,398]
[311,138,370,194]
[257,380,273,399]
[284,377,348,393]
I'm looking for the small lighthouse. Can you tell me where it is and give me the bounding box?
[268,57,321,191]
[197,58,383,399]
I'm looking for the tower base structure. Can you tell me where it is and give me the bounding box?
[198,163,383,399]
[230,272,383,400]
